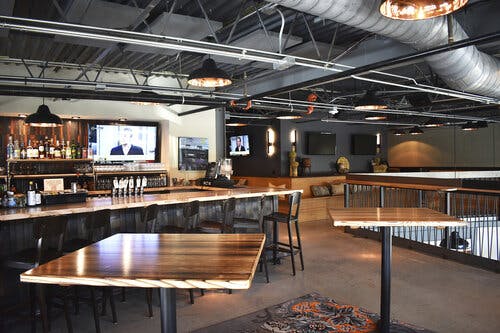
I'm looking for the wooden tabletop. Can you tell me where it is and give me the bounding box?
[1,186,300,222]
[21,233,265,289]
[329,207,466,227]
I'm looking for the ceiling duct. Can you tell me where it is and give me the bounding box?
[267,0,500,99]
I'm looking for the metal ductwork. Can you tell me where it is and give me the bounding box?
[267,0,500,99]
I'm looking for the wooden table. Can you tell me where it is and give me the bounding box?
[329,207,466,333]
[21,233,265,333]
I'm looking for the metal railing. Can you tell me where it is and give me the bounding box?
[345,184,499,269]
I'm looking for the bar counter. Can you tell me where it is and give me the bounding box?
[0,186,299,222]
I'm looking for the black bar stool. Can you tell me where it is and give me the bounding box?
[3,215,72,333]
[263,191,304,276]
[62,210,117,333]
[233,195,270,283]
[197,197,236,234]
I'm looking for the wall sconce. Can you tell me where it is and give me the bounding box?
[267,128,276,156]
[376,133,382,153]
[289,129,297,149]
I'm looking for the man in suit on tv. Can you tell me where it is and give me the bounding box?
[110,127,144,155]
[234,136,245,152]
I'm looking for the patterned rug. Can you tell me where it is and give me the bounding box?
[194,293,434,333]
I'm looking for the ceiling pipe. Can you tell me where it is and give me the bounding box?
[0,15,495,104]
[267,0,500,99]
[235,31,500,104]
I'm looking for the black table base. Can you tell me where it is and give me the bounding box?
[378,226,392,333]
[159,288,177,333]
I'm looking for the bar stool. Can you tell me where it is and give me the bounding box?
[263,191,304,276]
[233,195,270,283]
[159,200,200,304]
[197,197,236,234]
[3,215,72,333]
[62,210,117,333]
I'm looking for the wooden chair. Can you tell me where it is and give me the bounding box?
[263,191,304,276]
[3,215,72,333]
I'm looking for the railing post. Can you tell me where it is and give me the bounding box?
[418,190,423,208]
[380,186,385,208]
[344,183,350,208]
[445,191,452,250]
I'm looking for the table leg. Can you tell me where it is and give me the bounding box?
[379,226,392,333]
[159,288,176,333]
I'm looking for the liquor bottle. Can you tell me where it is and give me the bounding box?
[32,141,39,159]
[71,141,77,159]
[82,147,88,159]
[27,181,36,207]
[20,143,27,159]
[13,139,20,159]
[54,140,61,159]
[44,136,50,158]
[65,141,72,159]
[76,143,82,159]
[27,139,33,159]
[6,136,14,159]
[35,183,42,205]
[60,140,66,159]
[38,138,45,159]
[49,139,55,159]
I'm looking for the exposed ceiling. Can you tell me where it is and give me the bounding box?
[0,0,499,128]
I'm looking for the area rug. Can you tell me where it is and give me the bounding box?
[194,293,434,333]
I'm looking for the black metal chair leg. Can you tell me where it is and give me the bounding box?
[286,222,296,276]
[90,288,101,333]
[189,289,194,304]
[200,289,205,296]
[146,289,153,318]
[63,287,73,333]
[108,288,117,323]
[30,284,37,333]
[121,287,126,302]
[294,220,304,271]
[37,285,49,333]
[100,288,107,316]
[262,252,270,283]
[73,286,80,315]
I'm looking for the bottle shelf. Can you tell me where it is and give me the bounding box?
[94,170,167,176]
[7,158,93,163]
[10,173,94,179]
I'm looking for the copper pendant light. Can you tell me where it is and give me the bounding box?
[409,126,424,135]
[380,0,469,20]
[24,104,63,127]
[187,58,232,88]
[354,91,387,110]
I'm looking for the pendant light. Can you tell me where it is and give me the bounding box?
[424,118,444,127]
[380,0,469,20]
[365,113,388,121]
[461,121,478,131]
[275,112,303,120]
[354,91,387,110]
[24,104,63,127]
[187,58,232,88]
[393,129,406,136]
[409,126,424,135]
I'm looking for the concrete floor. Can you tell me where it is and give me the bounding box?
[9,219,500,332]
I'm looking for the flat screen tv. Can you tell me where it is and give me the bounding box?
[351,134,377,155]
[178,137,209,171]
[306,132,336,155]
[228,135,250,156]
[89,123,158,162]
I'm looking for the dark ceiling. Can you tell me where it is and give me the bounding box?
[0,0,499,127]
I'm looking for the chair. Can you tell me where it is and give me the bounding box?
[62,210,117,333]
[197,198,236,234]
[263,191,304,276]
[233,195,270,283]
[3,215,72,333]
[159,201,200,304]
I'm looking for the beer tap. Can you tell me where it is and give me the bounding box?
[123,177,129,197]
[135,176,140,196]
[140,176,147,195]
[112,177,119,197]
[128,176,134,196]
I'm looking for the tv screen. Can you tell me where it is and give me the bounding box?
[306,132,336,155]
[351,134,377,155]
[89,124,158,162]
[229,135,250,156]
[178,137,209,171]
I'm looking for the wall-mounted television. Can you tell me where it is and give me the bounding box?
[178,137,209,171]
[306,132,336,155]
[229,135,250,156]
[89,123,158,162]
[351,134,377,155]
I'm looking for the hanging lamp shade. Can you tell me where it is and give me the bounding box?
[354,91,387,110]
[424,118,444,127]
[409,126,424,135]
[365,113,388,121]
[275,112,303,120]
[187,58,232,88]
[461,121,478,131]
[380,0,469,20]
[393,129,406,136]
[24,104,63,127]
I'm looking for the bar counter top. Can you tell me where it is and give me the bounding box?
[1,186,299,222]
